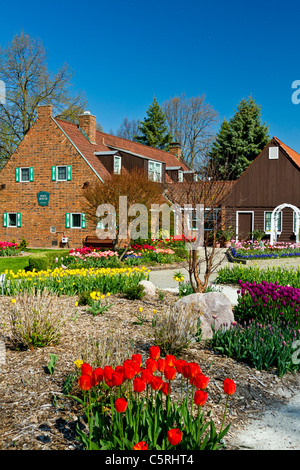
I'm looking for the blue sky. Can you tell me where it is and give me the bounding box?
[2,0,300,151]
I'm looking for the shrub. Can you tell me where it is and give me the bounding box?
[28,253,49,271]
[123,283,145,300]
[8,289,64,350]
[153,303,202,355]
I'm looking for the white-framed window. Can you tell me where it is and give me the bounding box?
[114,156,122,175]
[269,147,279,159]
[264,211,282,233]
[3,212,21,228]
[66,212,86,229]
[15,167,34,182]
[148,161,162,182]
[178,170,183,182]
[52,165,72,181]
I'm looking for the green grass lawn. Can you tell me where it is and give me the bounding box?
[0,249,69,274]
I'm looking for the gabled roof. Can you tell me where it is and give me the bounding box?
[164,180,235,206]
[273,136,300,168]
[54,117,191,181]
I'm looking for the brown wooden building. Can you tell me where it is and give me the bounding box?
[223,137,300,242]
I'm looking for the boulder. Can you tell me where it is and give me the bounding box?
[138,280,156,296]
[174,292,235,339]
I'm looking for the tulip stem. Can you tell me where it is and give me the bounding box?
[220,395,229,433]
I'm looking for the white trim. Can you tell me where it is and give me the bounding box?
[236,211,254,241]
[148,160,162,182]
[20,167,30,182]
[114,155,122,175]
[264,210,282,234]
[7,212,17,228]
[270,204,300,245]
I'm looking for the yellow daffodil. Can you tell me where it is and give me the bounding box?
[74,359,83,369]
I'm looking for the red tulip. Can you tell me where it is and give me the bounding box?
[224,378,236,395]
[162,381,171,396]
[103,365,114,386]
[78,374,92,391]
[164,366,177,381]
[81,363,93,377]
[167,428,182,446]
[123,360,136,380]
[132,441,148,450]
[175,359,186,374]
[146,358,158,373]
[193,373,209,389]
[115,397,127,413]
[150,376,163,391]
[157,358,166,373]
[182,361,201,379]
[92,367,103,386]
[140,368,153,384]
[165,354,176,367]
[149,346,160,360]
[112,368,124,387]
[133,376,146,393]
[132,354,142,366]
[194,389,208,407]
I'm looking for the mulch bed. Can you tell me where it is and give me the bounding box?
[0,290,299,451]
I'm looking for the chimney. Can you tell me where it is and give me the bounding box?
[169,142,181,160]
[38,105,53,119]
[79,111,97,144]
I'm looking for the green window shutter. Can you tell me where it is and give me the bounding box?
[3,213,7,227]
[51,166,57,181]
[67,165,72,181]
[29,167,34,182]
[66,213,71,228]
[81,213,86,228]
[15,168,20,182]
[17,213,21,227]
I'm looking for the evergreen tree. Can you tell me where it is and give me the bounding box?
[209,97,270,179]
[134,97,173,150]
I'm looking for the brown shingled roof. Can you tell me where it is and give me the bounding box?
[54,117,191,181]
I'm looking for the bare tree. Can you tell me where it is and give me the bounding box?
[164,158,234,293]
[0,32,87,164]
[116,117,141,140]
[162,93,218,169]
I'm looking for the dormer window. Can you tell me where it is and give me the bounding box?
[178,170,183,182]
[114,156,121,175]
[148,161,162,182]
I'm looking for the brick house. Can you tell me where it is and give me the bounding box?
[0,105,192,248]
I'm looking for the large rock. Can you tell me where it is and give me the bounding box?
[139,280,156,296]
[174,292,235,339]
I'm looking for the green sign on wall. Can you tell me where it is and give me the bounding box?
[37,191,50,206]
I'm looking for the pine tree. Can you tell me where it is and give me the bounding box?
[134,97,173,150]
[209,97,270,179]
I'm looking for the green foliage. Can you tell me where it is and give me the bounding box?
[47,353,58,375]
[28,253,50,272]
[124,283,146,300]
[134,97,173,150]
[216,265,300,288]
[209,96,270,179]
[210,321,300,377]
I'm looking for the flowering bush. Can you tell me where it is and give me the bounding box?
[70,347,236,450]
[0,241,19,257]
[230,240,300,260]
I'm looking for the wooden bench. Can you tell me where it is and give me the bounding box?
[83,236,115,250]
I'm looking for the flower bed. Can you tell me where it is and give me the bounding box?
[216,265,300,288]
[0,241,19,257]
[2,266,149,296]
[229,240,300,260]
[71,346,236,450]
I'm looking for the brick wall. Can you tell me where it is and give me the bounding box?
[0,106,99,248]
